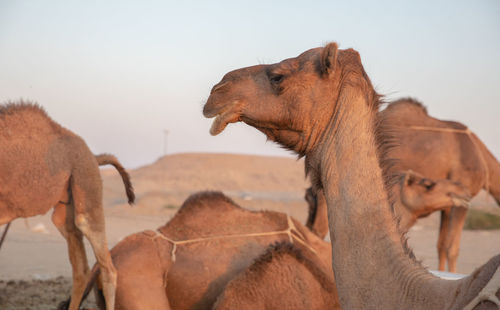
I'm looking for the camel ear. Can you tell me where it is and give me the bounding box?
[321,42,338,76]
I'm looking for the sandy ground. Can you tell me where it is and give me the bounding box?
[1,154,499,309]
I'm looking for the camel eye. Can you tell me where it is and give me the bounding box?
[420,179,435,190]
[269,74,284,84]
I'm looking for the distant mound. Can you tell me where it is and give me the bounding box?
[101,153,308,215]
[101,152,498,220]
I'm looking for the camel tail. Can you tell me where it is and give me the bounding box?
[95,153,135,204]
[57,267,101,310]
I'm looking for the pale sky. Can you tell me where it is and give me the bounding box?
[1,0,499,168]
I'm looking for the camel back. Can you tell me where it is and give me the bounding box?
[379,99,490,194]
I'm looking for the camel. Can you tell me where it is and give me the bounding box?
[0,101,135,310]
[306,170,471,239]
[0,153,135,250]
[203,43,500,309]
[69,191,339,309]
[377,98,500,272]
[70,179,468,309]
[213,242,339,310]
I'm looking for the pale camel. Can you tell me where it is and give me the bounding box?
[70,191,338,310]
[213,242,339,310]
[0,101,135,310]
[203,43,500,309]
[378,98,500,272]
[306,170,471,239]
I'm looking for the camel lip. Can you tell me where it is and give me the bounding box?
[209,110,241,136]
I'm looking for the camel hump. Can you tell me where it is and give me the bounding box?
[250,242,333,289]
[386,97,428,114]
[177,191,241,214]
[0,100,47,116]
[0,100,67,137]
[95,153,135,204]
[213,242,338,309]
[248,242,306,271]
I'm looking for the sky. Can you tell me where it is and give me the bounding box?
[1,0,499,168]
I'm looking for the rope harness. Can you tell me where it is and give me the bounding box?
[409,126,490,193]
[148,215,317,262]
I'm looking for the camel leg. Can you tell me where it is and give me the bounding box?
[305,188,329,239]
[0,222,11,250]
[70,179,116,310]
[437,208,451,271]
[52,203,90,310]
[314,191,330,239]
[446,206,468,273]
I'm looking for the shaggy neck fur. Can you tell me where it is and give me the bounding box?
[308,68,496,309]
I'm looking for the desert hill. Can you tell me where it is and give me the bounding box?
[101,152,498,220]
[101,153,310,218]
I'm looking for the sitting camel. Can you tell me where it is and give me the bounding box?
[203,43,500,308]
[71,178,467,309]
[0,101,135,310]
[213,242,339,310]
[306,170,471,239]
[68,191,339,310]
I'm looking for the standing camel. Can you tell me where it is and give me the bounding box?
[0,152,135,250]
[0,101,135,310]
[306,170,471,239]
[203,43,500,309]
[378,98,500,272]
[69,191,338,310]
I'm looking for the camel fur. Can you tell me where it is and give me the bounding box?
[213,242,339,310]
[378,98,500,272]
[306,170,471,240]
[70,191,339,310]
[0,100,135,310]
[203,43,500,309]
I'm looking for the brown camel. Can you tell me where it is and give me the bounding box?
[213,242,339,310]
[378,98,500,272]
[70,191,339,310]
[306,170,471,239]
[0,153,135,250]
[0,101,135,310]
[203,43,500,309]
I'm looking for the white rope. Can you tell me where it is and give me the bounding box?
[149,215,317,262]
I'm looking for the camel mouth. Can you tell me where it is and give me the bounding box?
[204,100,243,136]
[208,110,241,136]
[449,193,471,208]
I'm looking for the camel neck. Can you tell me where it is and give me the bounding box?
[318,87,459,309]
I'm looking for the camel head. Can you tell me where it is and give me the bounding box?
[203,43,370,156]
[400,171,472,212]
